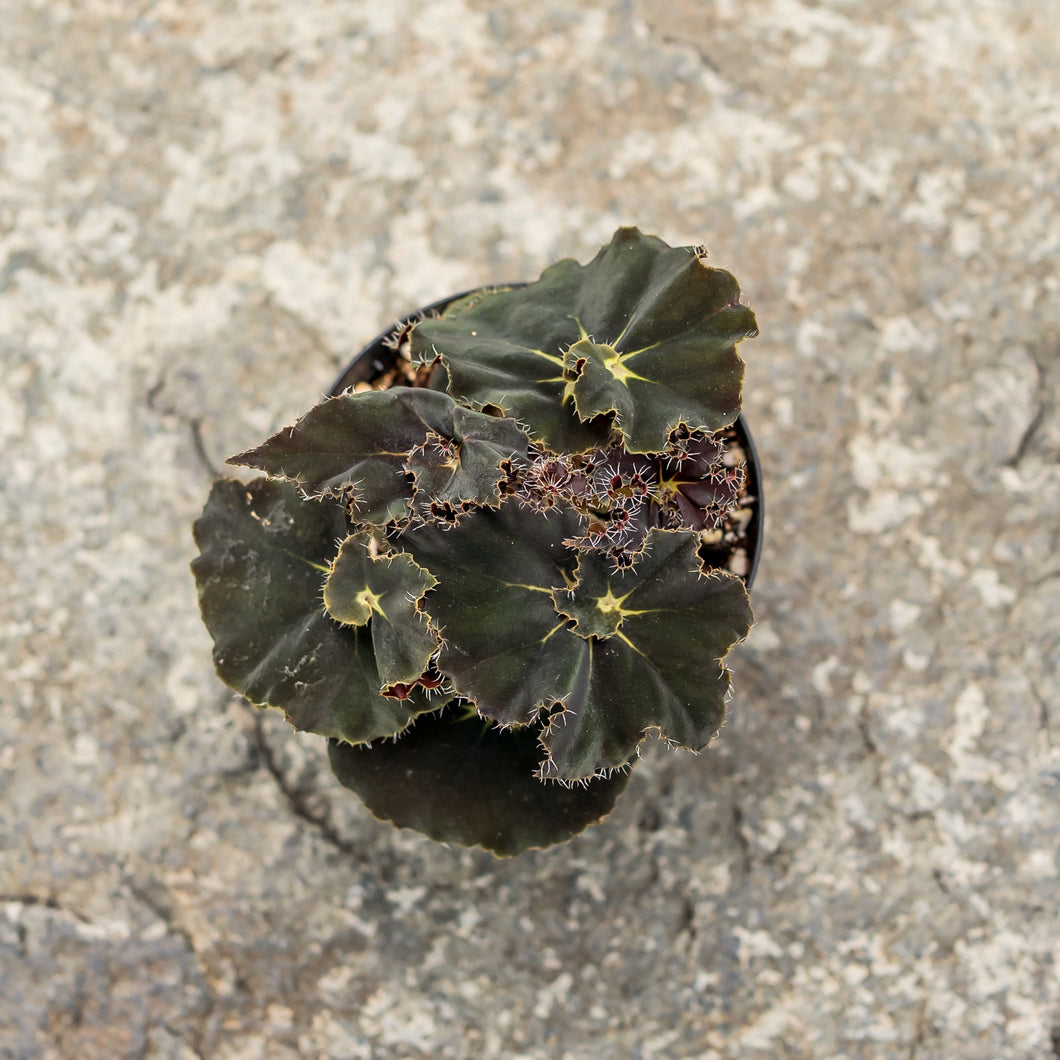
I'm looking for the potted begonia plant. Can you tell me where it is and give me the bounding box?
[192,227,762,855]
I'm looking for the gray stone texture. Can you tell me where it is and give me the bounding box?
[2,1,1058,1057]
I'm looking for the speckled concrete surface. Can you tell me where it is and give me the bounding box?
[2,2,1059,1057]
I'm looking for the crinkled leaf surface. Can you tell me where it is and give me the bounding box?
[401,503,583,726]
[323,534,439,688]
[191,478,438,742]
[411,265,613,454]
[229,388,527,524]
[562,304,754,453]
[544,531,753,779]
[410,227,757,453]
[408,510,752,780]
[327,708,630,856]
[407,404,528,510]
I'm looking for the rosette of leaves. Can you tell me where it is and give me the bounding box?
[192,227,758,856]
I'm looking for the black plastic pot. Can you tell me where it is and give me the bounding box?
[331,287,764,589]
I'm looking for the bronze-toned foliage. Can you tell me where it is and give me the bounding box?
[193,228,758,854]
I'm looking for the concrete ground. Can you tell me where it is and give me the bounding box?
[2,1,1058,1057]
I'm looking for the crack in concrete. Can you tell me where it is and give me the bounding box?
[246,707,358,857]
[144,370,225,482]
[124,877,215,1059]
[1030,680,1054,748]
[5,886,216,1056]
[729,803,754,876]
[856,706,885,788]
[857,711,879,756]
[907,985,930,1059]
[190,418,224,480]
[1007,343,1056,468]
[144,369,167,413]
[659,33,721,76]
[0,892,90,923]
[1006,394,1047,468]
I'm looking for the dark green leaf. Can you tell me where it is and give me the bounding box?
[563,309,755,453]
[410,262,615,453]
[401,502,583,726]
[324,534,440,688]
[228,388,528,525]
[327,708,631,856]
[545,530,753,779]
[191,478,439,742]
[406,404,529,511]
[411,227,757,453]
[406,510,752,781]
